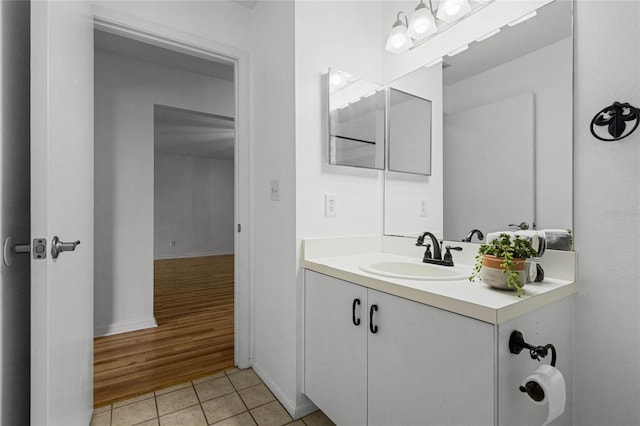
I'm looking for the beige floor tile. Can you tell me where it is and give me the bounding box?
[212,411,257,426]
[250,401,292,426]
[155,381,193,396]
[195,376,236,402]
[113,392,155,408]
[112,398,157,426]
[228,369,262,390]
[159,404,207,426]
[93,405,111,414]
[225,368,241,376]
[192,371,227,385]
[136,419,159,426]
[156,386,200,416]
[238,384,276,410]
[90,410,111,426]
[285,421,304,426]
[201,392,248,424]
[301,410,335,426]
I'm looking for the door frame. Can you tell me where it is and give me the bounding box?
[93,7,252,369]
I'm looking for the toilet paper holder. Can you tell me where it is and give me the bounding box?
[509,330,557,367]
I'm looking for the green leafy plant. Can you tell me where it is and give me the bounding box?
[469,233,537,297]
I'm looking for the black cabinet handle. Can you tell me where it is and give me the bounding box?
[369,304,378,334]
[352,298,361,326]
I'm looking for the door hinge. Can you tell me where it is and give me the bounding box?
[237,224,242,233]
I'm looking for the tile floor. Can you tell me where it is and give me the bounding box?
[90,368,335,426]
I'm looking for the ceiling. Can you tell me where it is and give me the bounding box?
[95,31,235,160]
[154,106,235,160]
[443,0,572,86]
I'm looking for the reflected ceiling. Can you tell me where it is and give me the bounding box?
[443,0,571,85]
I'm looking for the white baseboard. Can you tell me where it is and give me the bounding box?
[154,250,233,260]
[94,317,158,338]
[251,362,316,420]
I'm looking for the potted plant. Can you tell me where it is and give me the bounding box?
[469,233,538,297]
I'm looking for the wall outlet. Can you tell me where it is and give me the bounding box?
[419,199,428,217]
[325,194,337,217]
[169,240,176,247]
[270,179,281,201]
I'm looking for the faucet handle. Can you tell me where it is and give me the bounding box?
[443,245,463,263]
[422,244,432,260]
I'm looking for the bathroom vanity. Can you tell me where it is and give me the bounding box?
[302,236,576,426]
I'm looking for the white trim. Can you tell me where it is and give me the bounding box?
[252,362,317,420]
[94,318,158,338]
[92,6,252,370]
[153,251,234,260]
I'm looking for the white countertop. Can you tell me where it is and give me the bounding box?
[303,236,577,324]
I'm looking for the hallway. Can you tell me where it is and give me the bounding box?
[94,255,235,407]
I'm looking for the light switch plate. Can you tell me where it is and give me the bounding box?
[270,179,281,201]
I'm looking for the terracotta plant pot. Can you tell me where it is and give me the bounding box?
[480,254,527,291]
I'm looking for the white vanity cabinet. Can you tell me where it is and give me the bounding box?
[304,270,495,426]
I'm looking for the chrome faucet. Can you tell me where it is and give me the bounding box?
[463,229,484,242]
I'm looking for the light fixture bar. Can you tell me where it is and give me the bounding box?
[424,57,443,68]
[447,44,469,57]
[508,11,537,27]
[475,28,500,42]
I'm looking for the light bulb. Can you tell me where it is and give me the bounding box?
[407,4,437,41]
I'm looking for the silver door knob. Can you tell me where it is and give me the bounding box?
[51,236,80,259]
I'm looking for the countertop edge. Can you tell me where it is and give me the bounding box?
[303,258,576,325]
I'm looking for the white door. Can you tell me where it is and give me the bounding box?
[31,1,94,424]
[367,289,495,426]
[304,271,368,425]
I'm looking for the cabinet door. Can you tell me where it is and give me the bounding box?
[367,290,495,426]
[304,271,368,425]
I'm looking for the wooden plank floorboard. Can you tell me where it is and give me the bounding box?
[93,255,235,408]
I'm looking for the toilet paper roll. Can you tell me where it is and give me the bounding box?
[521,364,566,425]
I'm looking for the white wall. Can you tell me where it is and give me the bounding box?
[573,1,640,424]
[0,1,31,423]
[94,50,234,336]
[296,1,385,240]
[445,38,573,231]
[154,154,234,259]
[250,0,299,416]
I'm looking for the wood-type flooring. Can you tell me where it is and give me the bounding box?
[93,255,235,408]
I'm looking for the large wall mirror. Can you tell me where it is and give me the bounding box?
[383,0,573,242]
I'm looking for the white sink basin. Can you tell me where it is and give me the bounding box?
[360,260,469,281]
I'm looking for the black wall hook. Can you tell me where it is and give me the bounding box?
[590,101,639,142]
[509,330,557,367]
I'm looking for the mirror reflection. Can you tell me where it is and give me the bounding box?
[328,69,385,169]
[383,0,573,242]
[388,88,432,176]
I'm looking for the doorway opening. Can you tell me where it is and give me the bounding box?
[92,29,244,407]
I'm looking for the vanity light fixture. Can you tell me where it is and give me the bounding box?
[407,0,438,41]
[385,0,494,54]
[436,0,472,23]
[508,11,537,27]
[385,11,414,53]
